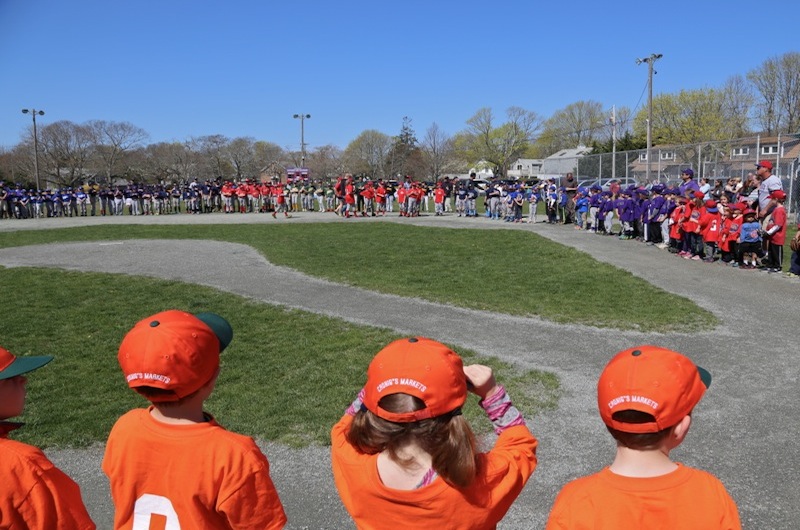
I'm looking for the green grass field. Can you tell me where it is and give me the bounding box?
[0,223,717,332]
[0,221,719,449]
[1,267,559,449]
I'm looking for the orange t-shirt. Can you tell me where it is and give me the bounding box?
[0,429,95,529]
[546,464,741,530]
[331,414,537,530]
[102,408,286,530]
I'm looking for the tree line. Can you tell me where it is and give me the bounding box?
[3,52,798,187]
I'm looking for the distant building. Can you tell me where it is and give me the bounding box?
[507,158,544,179]
[540,145,594,176]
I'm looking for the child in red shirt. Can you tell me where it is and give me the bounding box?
[763,190,788,272]
[699,199,722,262]
[679,191,704,259]
[720,204,743,265]
[434,183,446,216]
[668,196,686,253]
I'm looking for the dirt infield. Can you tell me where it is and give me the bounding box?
[1,213,797,529]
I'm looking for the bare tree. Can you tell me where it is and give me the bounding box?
[721,75,754,139]
[748,56,783,135]
[0,145,31,185]
[190,135,231,180]
[307,144,343,181]
[421,122,455,179]
[87,120,148,183]
[254,141,286,174]
[536,100,606,154]
[777,52,800,134]
[38,120,94,188]
[462,106,541,176]
[134,142,197,184]
[226,137,258,179]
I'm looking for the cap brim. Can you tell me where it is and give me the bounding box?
[0,355,53,380]
[697,365,712,389]
[195,313,233,352]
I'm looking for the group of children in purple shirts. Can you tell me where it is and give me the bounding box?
[568,167,793,273]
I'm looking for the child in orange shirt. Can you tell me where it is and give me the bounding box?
[546,345,740,530]
[331,337,538,529]
[0,346,96,529]
[103,310,286,530]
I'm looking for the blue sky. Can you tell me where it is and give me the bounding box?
[2,0,798,152]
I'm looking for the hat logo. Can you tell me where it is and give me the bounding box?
[375,377,427,394]
[608,394,659,410]
[126,372,171,384]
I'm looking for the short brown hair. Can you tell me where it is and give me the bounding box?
[605,410,671,450]
[133,385,201,407]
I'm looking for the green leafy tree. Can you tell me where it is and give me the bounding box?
[342,130,391,179]
[632,88,732,145]
[385,117,427,179]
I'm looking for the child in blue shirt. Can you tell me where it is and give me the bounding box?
[738,209,763,269]
[575,193,589,229]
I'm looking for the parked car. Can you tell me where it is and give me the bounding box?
[578,178,639,192]
[456,177,491,194]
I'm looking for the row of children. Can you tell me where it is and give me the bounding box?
[2,308,741,528]
[572,182,790,272]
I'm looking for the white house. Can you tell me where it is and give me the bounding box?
[540,145,594,176]
[507,158,544,179]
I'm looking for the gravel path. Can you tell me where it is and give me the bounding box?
[0,213,797,529]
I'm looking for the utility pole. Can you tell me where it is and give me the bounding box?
[21,108,45,191]
[610,105,617,181]
[636,53,662,184]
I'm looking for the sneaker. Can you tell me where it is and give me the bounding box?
[691,255,702,261]
[731,262,740,268]
[682,253,692,259]
[785,272,798,278]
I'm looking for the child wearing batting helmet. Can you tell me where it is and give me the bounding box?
[331,337,538,529]
[103,310,286,529]
[546,345,740,529]
[0,345,96,529]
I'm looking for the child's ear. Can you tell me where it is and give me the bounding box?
[671,415,692,445]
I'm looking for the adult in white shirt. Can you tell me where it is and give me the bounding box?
[756,160,783,216]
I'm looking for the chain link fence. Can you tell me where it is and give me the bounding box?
[560,135,800,216]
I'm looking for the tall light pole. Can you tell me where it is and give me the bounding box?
[636,53,662,183]
[610,105,617,181]
[293,113,311,167]
[21,108,45,191]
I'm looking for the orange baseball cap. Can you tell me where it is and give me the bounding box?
[0,346,52,380]
[118,310,233,402]
[597,345,711,433]
[362,337,467,423]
